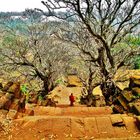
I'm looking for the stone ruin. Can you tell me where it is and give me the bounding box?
[0,81,26,120]
[112,76,140,115]
[0,81,57,120]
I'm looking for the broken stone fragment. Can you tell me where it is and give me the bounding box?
[6,109,18,120]
[110,114,125,126]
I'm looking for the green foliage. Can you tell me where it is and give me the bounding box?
[38,95,43,101]
[134,56,140,69]
[55,78,64,85]
[2,35,16,46]
[21,84,30,102]
[21,84,28,94]
[126,35,140,46]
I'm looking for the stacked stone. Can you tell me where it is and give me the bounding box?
[0,81,26,119]
[113,76,140,115]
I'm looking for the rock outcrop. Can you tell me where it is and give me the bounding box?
[0,81,26,120]
[113,76,140,115]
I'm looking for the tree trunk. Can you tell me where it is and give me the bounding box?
[100,78,119,105]
[42,78,54,96]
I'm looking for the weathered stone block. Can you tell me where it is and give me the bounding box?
[122,90,134,102]
[110,114,125,126]
[6,109,18,119]
[132,103,140,115]
[117,96,128,110]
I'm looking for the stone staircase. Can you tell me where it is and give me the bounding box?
[3,106,139,140]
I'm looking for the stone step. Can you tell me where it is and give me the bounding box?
[10,115,140,140]
[33,106,113,117]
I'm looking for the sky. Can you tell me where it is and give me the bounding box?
[0,0,46,12]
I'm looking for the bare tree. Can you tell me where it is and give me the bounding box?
[0,9,72,95]
[40,0,140,104]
